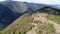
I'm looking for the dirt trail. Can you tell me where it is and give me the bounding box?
[26,13,60,34]
[32,13,60,33]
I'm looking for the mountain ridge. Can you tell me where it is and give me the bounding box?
[0,1,60,31]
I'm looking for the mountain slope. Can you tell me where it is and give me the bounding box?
[0,1,60,25]
[0,11,57,34]
[0,1,47,30]
[0,1,60,32]
[0,13,33,34]
[1,7,60,34]
[0,4,19,30]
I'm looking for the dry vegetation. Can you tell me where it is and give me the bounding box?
[35,23,56,34]
[0,13,34,34]
[46,14,60,24]
[0,10,60,34]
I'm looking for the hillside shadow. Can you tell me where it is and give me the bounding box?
[0,4,23,30]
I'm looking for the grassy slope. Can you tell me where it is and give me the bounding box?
[46,14,60,24]
[0,13,34,34]
[35,23,56,34]
[46,8,60,24]
[0,12,59,34]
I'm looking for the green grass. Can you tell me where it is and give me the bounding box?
[46,14,60,24]
[0,13,34,34]
[35,23,56,34]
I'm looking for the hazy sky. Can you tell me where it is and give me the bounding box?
[0,0,60,4]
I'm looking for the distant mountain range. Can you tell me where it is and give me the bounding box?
[49,4,60,9]
[1,1,60,13]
